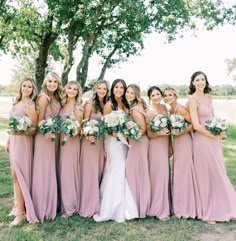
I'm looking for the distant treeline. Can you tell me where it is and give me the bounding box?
[1,83,236,99]
[141,84,236,98]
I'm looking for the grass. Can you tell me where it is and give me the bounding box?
[0,120,236,241]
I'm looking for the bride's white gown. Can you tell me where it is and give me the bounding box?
[93,134,138,223]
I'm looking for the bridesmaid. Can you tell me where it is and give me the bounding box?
[31,72,64,222]
[163,87,198,219]
[187,71,236,224]
[146,86,170,221]
[59,81,84,217]
[79,80,109,217]
[125,84,150,218]
[6,78,38,225]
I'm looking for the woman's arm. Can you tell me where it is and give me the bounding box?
[24,102,38,135]
[131,109,146,136]
[74,106,84,134]
[103,102,113,115]
[189,98,220,139]
[37,95,49,125]
[83,102,93,120]
[176,106,193,135]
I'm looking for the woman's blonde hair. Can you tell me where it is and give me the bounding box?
[40,72,64,104]
[62,81,83,107]
[92,80,109,113]
[127,84,147,110]
[163,86,179,99]
[14,77,38,105]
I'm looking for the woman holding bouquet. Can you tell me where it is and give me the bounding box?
[32,72,63,222]
[59,81,83,217]
[163,87,198,219]
[125,84,150,218]
[93,79,138,223]
[6,78,38,225]
[187,71,236,224]
[79,80,109,217]
[146,86,171,221]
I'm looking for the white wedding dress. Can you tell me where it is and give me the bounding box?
[93,134,138,223]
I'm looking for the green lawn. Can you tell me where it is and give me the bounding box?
[0,121,236,241]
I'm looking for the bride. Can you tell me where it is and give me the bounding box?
[93,79,138,223]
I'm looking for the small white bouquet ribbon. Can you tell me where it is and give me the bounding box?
[117,132,131,148]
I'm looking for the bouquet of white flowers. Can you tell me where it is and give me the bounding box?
[103,110,127,135]
[149,114,170,133]
[205,117,227,136]
[8,116,32,134]
[169,114,189,137]
[38,115,61,142]
[124,119,141,141]
[60,115,80,145]
[81,119,104,144]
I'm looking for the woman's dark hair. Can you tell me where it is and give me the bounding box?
[188,71,212,95]
[110,79,129,110]
[147,86,163,99]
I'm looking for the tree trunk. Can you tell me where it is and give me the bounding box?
[35,16,58,91]
[61,22,80,86]
[98,46,118,80]
[76,34,94,83]
[80,55,89,91]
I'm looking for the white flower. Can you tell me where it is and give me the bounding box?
[47,118,53,126]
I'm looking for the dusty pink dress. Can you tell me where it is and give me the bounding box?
[147,110,170,220]
[32,94,61,222]
[79,110,104,217]
[171,104,198,218]
[59,106,82,216]
[125,106,150,218]
[188,94,236,221]
[9,101,38,223]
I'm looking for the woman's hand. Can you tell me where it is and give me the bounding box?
[45,132,56,140]
[86,135,97,144]
[159,128,170,136]
[5,138,10,154]
[219,132,227,139]
[111,132,118,138]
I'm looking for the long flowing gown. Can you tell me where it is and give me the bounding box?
[125,106,150,218]
[188,94,236,221]
[93,110,138,223]
[79,110,104,217]
[147,110,171,220]
[31,94,61,222]
[171,104,198,218]
[9,101,38,223]
[59,107,81,216]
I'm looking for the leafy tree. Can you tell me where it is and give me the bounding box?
[1,0,236,90]
[225,58,236,82]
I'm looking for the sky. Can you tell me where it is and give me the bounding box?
[0,24,236,88]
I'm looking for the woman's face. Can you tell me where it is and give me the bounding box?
[164,90,176,105]
[46,75,58,92]
[113,81,125,98]
[192,73,206,92]
[96,83,108,98]
[21,80,33,98]
[66,84,78,98]
[149,89,162,104]
[125,86,136,103]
